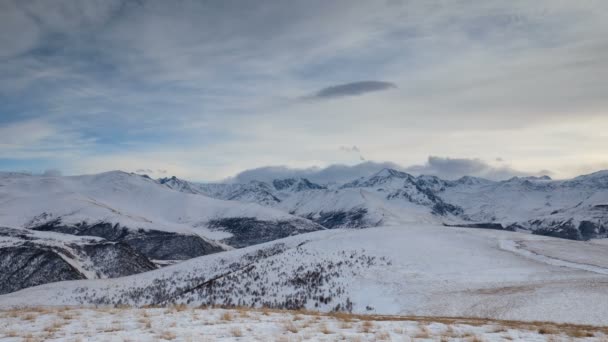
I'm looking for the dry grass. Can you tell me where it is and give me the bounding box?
[375,331,391,340]
[44,320,65,333]
[538,325,559,335]
[159,330,177,340]
[468,335,485,342]
[284,320,299,333]
[174,304,188,312]
[22,312,38,321]
[220,311,233,321]
[236,307,251,318]
[339,320,353,329]
[568,329,595,338]
[319,323,333,334]
[2,305,608,341]
[230,327,243,337]
[413,324,431,338]
[359,320,374,333]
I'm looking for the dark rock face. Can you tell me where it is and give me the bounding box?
[207,218,323,248]
[123,230,225,260]
[31,221,225,260]
[77,242,157,278]
[272,178,326,191]
[529,219,606,240]
[0,245,85,294]
[311,209,369,229]
[0,226,159,294]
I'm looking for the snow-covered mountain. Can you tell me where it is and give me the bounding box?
[4,224,608,325]
[162,168,608,240]
[0,171,323,293]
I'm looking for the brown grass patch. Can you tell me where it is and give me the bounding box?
[220,311,233,321]
[22,312,38,321]
[230,327,243,337]
[413,324,431,339]
[375,331,391,340]
[339,321,353,329]
[359,320,374,333]
[159,330,177,340]
[319,323,333,334]
[284,320,299,333]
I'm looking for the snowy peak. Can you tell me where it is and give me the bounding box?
[272,178,326,192]
[451,175,494,187]
[565,170,608,188]
[342,168,414,189]
[158,176,203,195]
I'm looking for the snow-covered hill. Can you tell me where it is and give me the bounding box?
[440,171,608,239]
[0,171,323,293]
[3,224,608,325]
[165,168,608,240]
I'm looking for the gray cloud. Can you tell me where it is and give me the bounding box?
[311,81,397,99]
[405,156,552,180]
[229,157,553,184]
[229,161,403,184]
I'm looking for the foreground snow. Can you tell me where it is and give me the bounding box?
[0,307,605,341]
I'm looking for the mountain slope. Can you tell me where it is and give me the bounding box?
[167,168,608,240]
[0,227,156,294]
[3,224,608,325]
[0,171,324,293]
[440,172,608,239]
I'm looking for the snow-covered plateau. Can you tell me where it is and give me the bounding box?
[1,306,605,341]
[3,224,608,326]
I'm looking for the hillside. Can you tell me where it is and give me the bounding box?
[3,224,608,325]
[0,171,323,293]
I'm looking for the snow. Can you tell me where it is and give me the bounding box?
[0,171,312,239]
[0,307,604,341]
[3,224,608,325]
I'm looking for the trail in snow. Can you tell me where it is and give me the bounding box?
[499,239,608,276]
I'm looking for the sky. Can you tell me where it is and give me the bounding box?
[1,0,607,182]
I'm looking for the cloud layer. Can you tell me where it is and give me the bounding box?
[0,1,607,180]
[228,157,549,184]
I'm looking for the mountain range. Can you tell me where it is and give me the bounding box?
[161,168,608,240]
[1,167,607,295]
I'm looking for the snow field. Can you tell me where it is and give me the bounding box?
[0,306,606,342]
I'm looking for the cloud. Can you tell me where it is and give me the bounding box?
[310,81,396,99]
[230,161,403,184]
[405,156,552,180]
[228,157,553,184]
[1,1,607,180]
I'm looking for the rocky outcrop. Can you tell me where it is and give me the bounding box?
[0,227,158,294]
[30,220,226,260]
[0,245,85,295]
[310,209,370,229]
[207,217,323,248]
[530,219,607,240]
